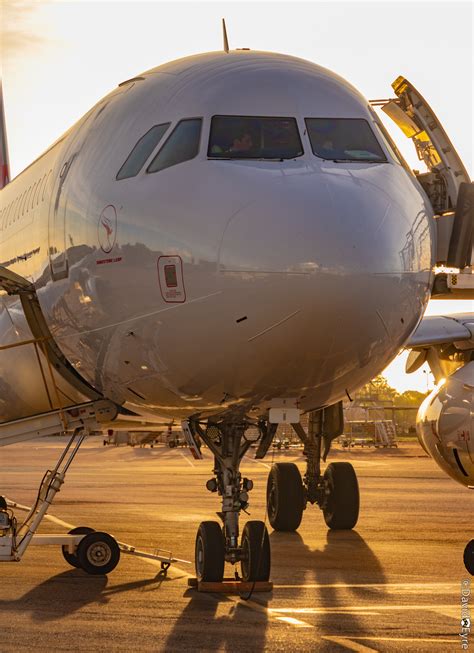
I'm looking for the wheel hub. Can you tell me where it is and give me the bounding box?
[87,542,112,566]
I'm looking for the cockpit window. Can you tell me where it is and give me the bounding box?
[305,118,387,162]
[208,116,303,160]
[147,119,202,173]
[116,123,170,180]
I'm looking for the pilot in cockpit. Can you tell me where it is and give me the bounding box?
[229,130,254,153]
[210,123,255,156]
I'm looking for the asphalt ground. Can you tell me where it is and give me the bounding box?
[0,437,472,652]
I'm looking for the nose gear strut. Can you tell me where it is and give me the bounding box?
[184,418,271,583]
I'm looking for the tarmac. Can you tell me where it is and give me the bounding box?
[1,437,472,652]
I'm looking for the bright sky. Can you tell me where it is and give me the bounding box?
[2,0,473,392]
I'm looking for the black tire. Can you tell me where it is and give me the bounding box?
[464,540,474,575]
[322,462,359,530]
[267,462,304,531]
[62,526,95,568]
[76,531,120,575]
[195,521,225,582]
[241,520,271,582]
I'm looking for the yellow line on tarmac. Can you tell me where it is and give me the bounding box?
[321,637,378,652]
[274,616,313,628]
[274,582,457,590]
[323,636,459,647]
[179,451,195,467]
[270,604,455,614]
[243,456,271,470]
[228,594,314,629]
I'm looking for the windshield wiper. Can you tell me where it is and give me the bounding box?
[330,158,382,163]
[208,156,286,162]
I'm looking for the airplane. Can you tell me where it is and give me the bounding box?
[1,41,473,581]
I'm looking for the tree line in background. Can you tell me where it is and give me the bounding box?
[347,375,429,436]
[355,375,428,407]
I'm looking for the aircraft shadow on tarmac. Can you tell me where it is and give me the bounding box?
[163,530,386,651]
[270,529,388,640]
[0,568,172,622]
[162,586,270,652]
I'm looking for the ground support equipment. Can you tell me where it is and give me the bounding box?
[0,428,190,575]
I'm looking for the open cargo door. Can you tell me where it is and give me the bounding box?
[374,77,473,297]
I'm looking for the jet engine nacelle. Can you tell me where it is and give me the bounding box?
[416,361,473,488]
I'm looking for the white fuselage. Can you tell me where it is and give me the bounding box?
[0,50,435,423]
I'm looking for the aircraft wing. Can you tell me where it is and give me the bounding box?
[405,313,474,380]
[407,313,474,348]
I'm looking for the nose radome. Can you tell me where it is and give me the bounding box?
[215,170,430,408]
[217,172,397,276]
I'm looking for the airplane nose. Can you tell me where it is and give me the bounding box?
[217,168,432,404]
[218,169,416,278]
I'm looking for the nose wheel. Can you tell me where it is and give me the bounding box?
[195,521,225,582]
[240,520,271,582]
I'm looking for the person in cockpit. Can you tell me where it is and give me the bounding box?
[229,131,254,153]
[210,124,254,156]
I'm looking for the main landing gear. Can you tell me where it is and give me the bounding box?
[266,404,360,532]
[184,419,271,583]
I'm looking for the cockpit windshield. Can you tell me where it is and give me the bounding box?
[208,116,303,160]
[305,118,387,162]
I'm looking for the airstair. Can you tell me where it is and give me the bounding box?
[374,420,398,448]
[0,332,190,574]
[371,76,473,299]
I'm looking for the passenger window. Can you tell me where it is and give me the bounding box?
[305,118,387,162]
[208,116,303,159]
[116,123,170,180]
[148,119,202,173]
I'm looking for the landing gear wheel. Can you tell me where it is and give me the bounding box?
[464,540,474,575]
[322,462,359,530]
[195,521,225,582]
[267,462,304,531]
[76,531,120,575]
[240,520,271,582]
[62,526,95,568]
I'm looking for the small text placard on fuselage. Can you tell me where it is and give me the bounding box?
[268,398,301,424]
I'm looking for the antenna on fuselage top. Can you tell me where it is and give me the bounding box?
[222,18,229,53]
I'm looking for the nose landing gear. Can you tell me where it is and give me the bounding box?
[266,403,360,532]
[187,419,271,583]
